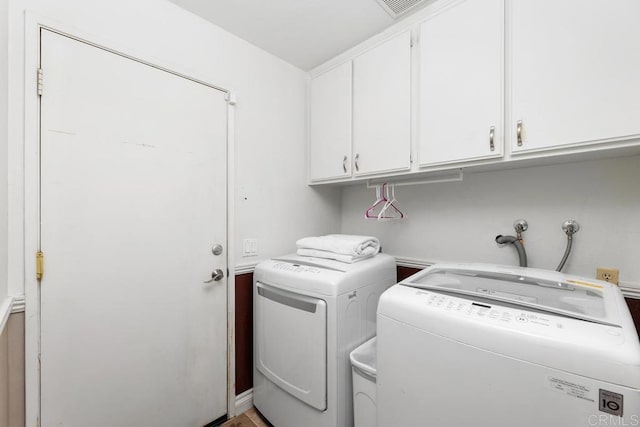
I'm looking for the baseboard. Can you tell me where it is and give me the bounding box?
[620,284,640,300]
[235,389,253,415]
[235,263,258,275]
[394,256,433,270]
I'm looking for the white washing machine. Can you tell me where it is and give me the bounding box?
[253,254,396,427]
[377,263,640,427]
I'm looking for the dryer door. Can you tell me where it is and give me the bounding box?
[255,282,327,411]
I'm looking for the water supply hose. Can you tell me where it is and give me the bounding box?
[495,235,528,268]
[555,235,573,272]
[555,220,579,272]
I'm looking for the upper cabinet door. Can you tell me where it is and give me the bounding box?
[353,32,412,176]
[510,0,640,153]
[419,0,504,167]
[309,62,353,182]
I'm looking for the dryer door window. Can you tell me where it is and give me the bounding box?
[255,282,327,411]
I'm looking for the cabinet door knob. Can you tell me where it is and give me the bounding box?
[517,120,524,146]
[355,153,360,172]
[343,155,348,173]
[489,126,495,151]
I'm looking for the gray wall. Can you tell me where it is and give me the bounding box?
[0,313,24,427]
[0,320,7,427]
[8,314,25,427]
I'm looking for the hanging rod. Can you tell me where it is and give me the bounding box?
[366,169,464,189]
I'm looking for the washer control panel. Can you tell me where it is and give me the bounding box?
[418,290,557,328]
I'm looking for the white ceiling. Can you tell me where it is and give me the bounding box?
[168,0,427,70]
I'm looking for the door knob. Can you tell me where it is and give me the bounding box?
[204,269,225,283]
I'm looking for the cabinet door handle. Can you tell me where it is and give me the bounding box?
[517,120,523,146]
[355,153,360,172]
[342,155,348,173]
[489,126,495,151]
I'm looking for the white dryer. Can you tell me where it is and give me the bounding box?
[253,254,396,427]
[377,263,640,427]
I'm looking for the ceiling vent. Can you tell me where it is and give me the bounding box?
[376,0,429,18]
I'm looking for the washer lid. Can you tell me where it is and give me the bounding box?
[402,263,619,327]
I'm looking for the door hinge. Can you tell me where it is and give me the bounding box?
[36,251,44,280]
[37,67,43,97]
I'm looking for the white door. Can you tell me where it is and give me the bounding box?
[353,32,412,176]
[39,29,228,426]
[309,62,353,182]
[510,0,640,153]
[418,0,503,166]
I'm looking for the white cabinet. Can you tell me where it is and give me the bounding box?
[353,32,412,176]
[418,0,504,166]
[309,0,640,185]
[510,0,640,153]
[309,62,352,182]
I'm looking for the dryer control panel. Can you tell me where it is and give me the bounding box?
[272,262,323,274]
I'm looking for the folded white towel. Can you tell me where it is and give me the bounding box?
[296,234,380,256]
[296,248,375,264]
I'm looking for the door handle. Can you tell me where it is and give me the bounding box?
[204,268,224,283]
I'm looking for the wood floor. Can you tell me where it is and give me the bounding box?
[221,408,271,427]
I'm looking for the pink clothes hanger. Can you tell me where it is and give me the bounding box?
[365,183,405,220]
[365,183,388,219]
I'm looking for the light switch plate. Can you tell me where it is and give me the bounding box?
[242,238,258,257]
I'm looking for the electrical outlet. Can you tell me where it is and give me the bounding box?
[596,267,619,285]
